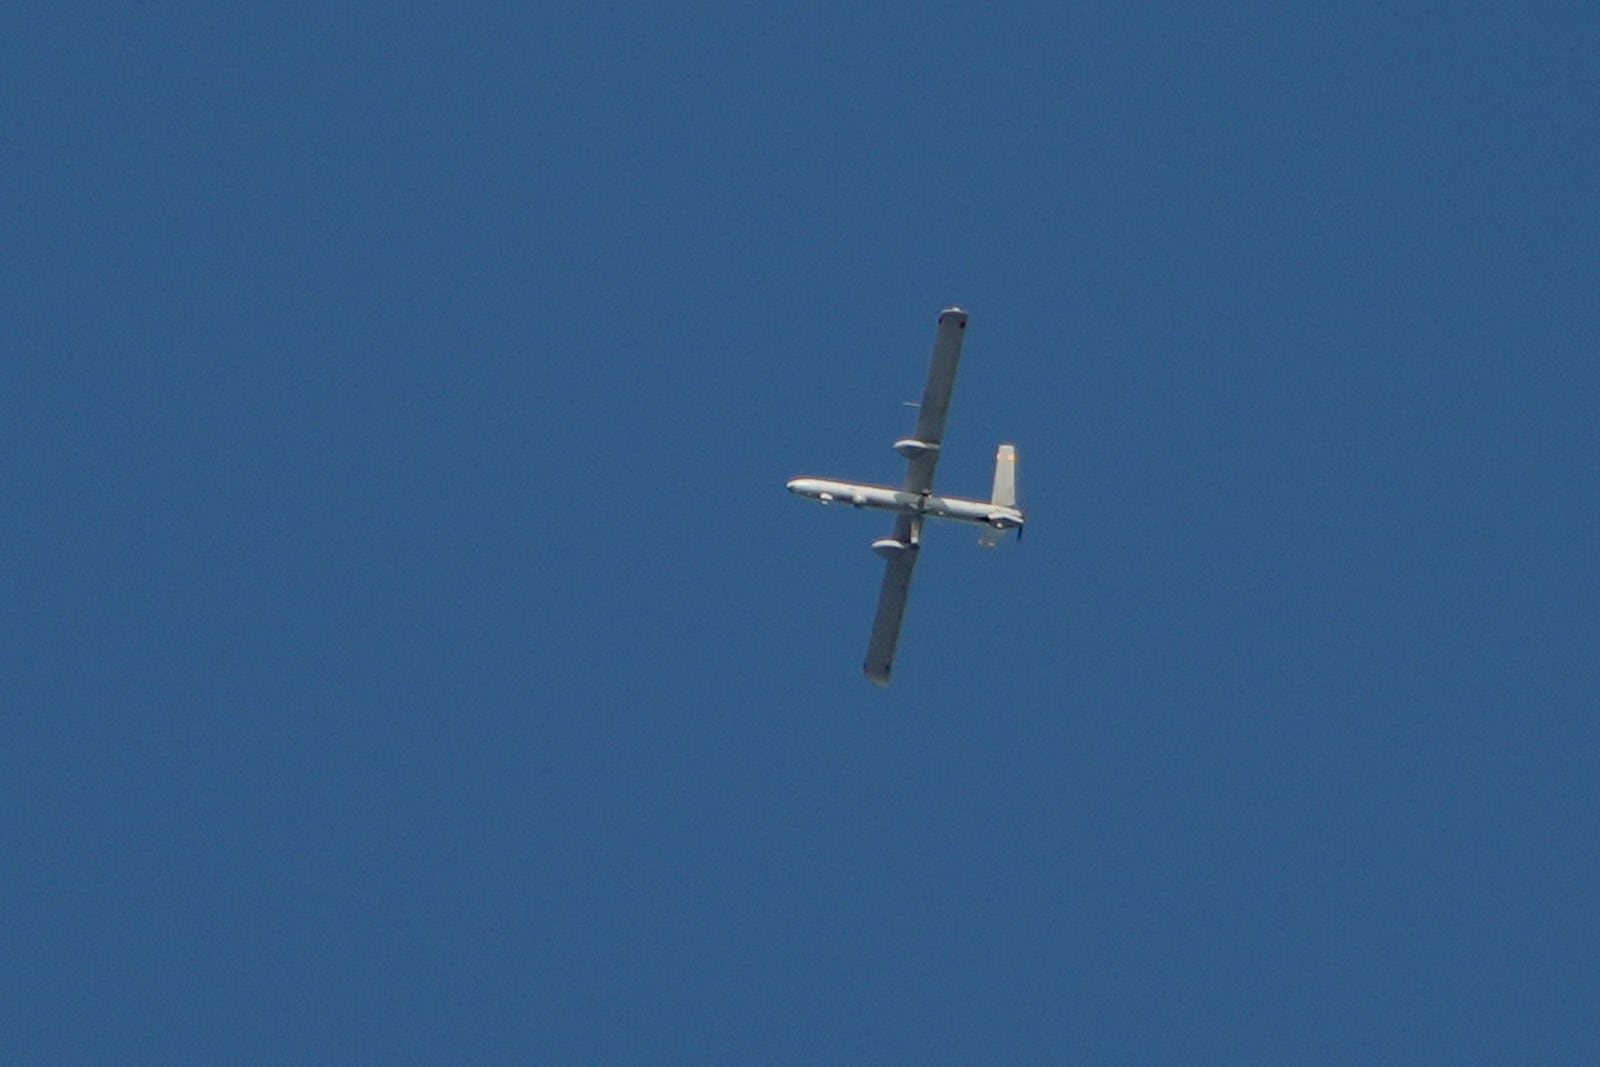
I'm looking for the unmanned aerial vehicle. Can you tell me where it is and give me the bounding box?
[787,308,1024,685]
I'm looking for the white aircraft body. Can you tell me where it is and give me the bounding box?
[787,308,1024,685]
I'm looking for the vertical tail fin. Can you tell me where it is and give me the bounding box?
[978,444,1021,548]
[990,444,1018,507]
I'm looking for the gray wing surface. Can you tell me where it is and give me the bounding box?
[901,308,968,495]
[863,514,919,686]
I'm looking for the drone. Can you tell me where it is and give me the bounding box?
[787,308,1024,685]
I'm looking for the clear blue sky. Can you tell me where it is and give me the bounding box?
[7,5,1598,1063]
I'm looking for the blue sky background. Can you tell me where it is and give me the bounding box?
[7,4,1599,1063]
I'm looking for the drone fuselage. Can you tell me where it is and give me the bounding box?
[786,478,1024,530]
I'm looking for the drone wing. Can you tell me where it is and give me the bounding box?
[863,308,970,684]
[862,513,920,686]
[897,308,968,495]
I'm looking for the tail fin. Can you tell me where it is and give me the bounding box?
[991,444,1018,507]
[978,444,1021,548]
